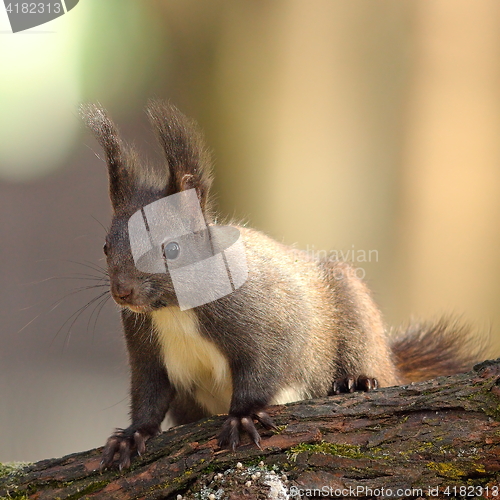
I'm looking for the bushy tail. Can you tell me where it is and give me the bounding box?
[390,318,488,384]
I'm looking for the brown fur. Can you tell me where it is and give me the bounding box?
[390,319,485,383]
[81,100,486,469]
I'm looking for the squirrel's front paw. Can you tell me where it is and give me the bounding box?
[100,426,160,470]
[330,375,379,395]
[218,411,277,452]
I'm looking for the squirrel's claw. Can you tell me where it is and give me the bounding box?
[218,411,276,451]
[356,375,379,391]
[100,427,157,470]
[330,375,379,395]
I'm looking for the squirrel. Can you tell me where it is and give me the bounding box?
[81,101,484,469]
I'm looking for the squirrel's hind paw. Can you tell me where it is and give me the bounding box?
[330,375,379,395]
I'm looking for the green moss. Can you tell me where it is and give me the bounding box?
[64,481,109,500]
[426,461,467,480]
[416,441,434,453]
[395,440,458,460]
[170,467,194,484]
[0,463,33,500]
[287,441,363,461]
[197,462,220,475]
[237,456,266,468]
[0,463,30,479]
[464,388,500,421]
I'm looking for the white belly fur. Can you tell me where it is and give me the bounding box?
[151,306,309,415]
[151,306,232,415]
[271,385,308,405]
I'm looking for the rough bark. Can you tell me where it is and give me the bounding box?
[1,359,500,500]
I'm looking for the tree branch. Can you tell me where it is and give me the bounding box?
[2,359,500,499]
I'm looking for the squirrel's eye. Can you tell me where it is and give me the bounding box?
[103,243,109,256]
[164,241,180,260]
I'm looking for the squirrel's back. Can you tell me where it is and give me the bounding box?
[234,226,401,389]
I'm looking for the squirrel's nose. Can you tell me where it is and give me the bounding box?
[112,282,136,302]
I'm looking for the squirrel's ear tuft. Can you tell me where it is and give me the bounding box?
[80,103,136,211]
[146,100,213,213]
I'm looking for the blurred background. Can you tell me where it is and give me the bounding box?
[1,0,499,462]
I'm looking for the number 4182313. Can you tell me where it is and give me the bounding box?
[5,3,62,14]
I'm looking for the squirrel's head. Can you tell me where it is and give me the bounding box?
[81,101,214,313]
